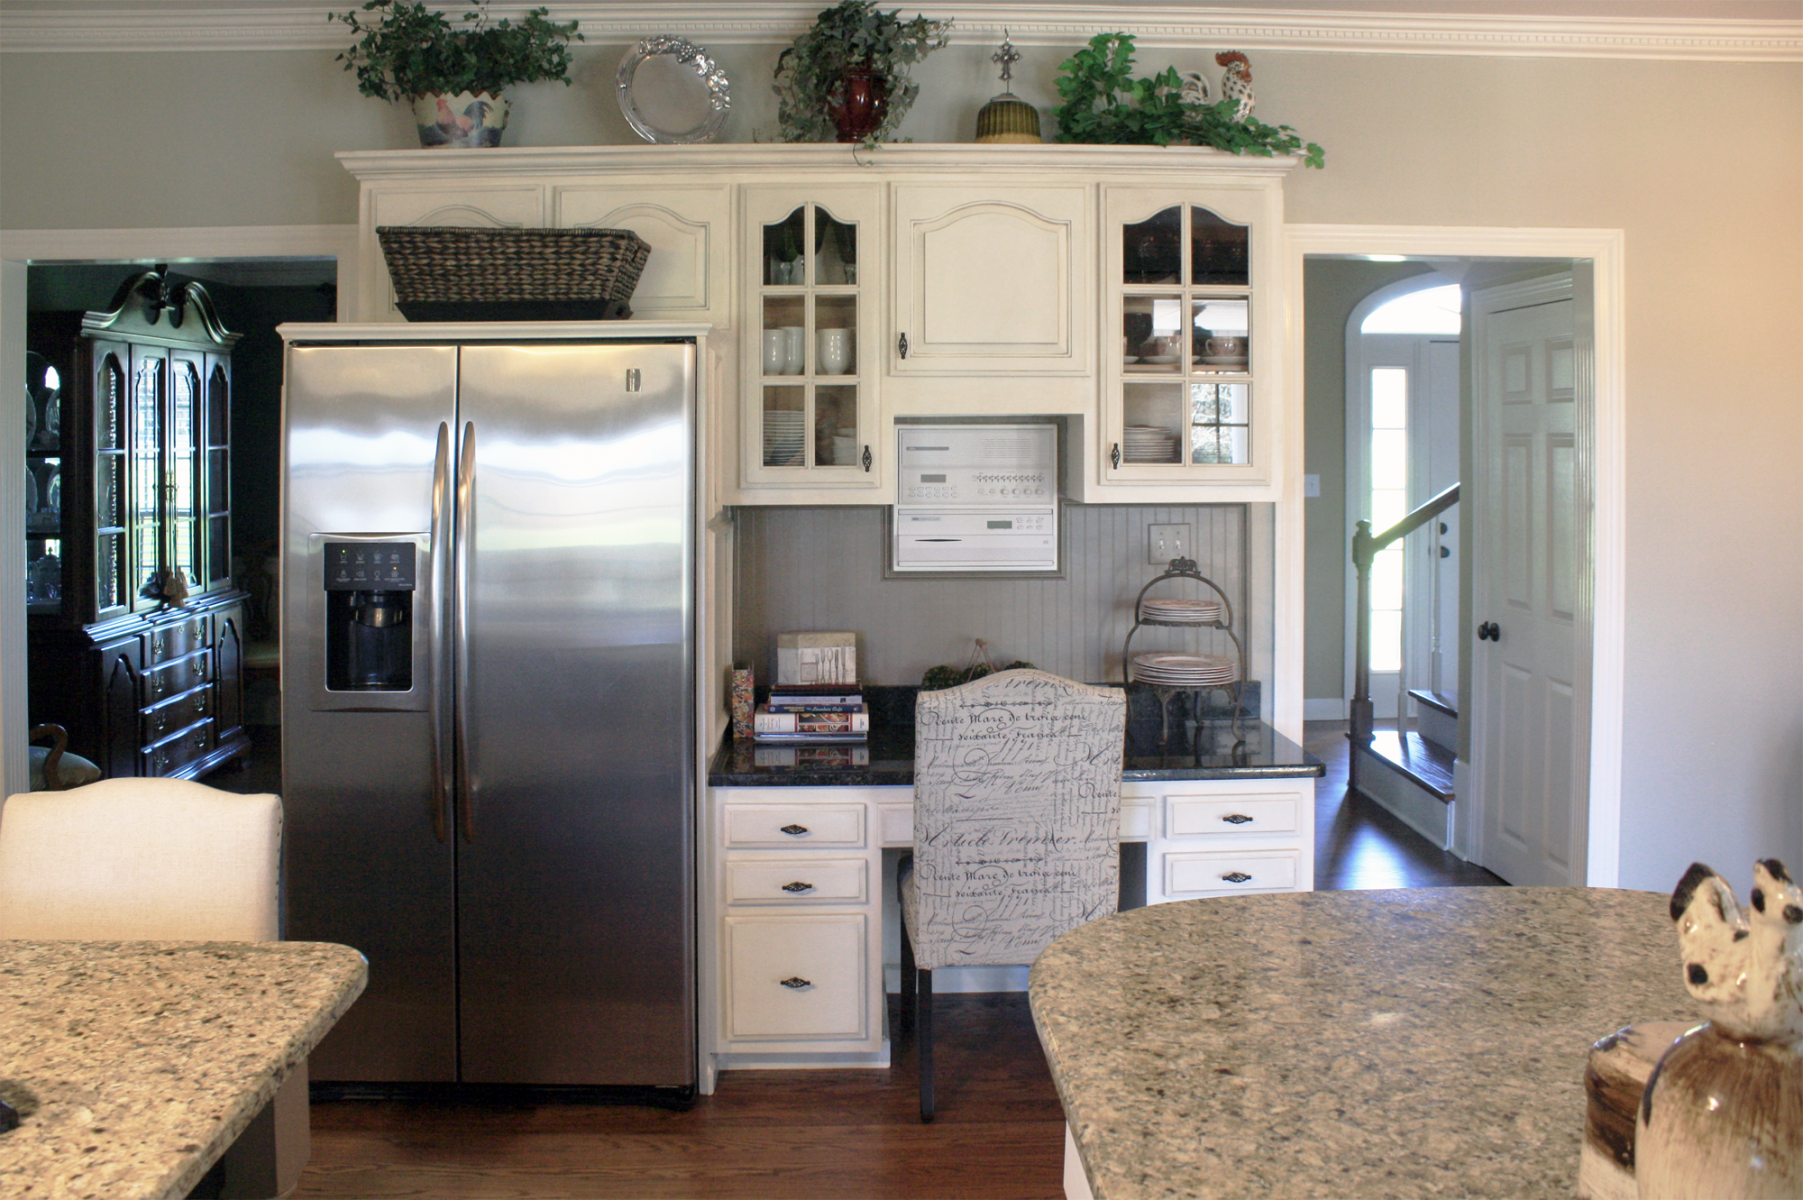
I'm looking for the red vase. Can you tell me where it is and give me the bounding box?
[830,71,889,143]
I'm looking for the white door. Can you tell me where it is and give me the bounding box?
[1471,278,1585,886]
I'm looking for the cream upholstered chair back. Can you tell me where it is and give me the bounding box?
[907,669,1126,971]
[0,777,281,941]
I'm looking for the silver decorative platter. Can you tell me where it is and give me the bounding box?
[616,36,730,145]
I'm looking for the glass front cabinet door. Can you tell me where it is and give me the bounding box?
[1101,185,1282,494]
[740,187,882,495]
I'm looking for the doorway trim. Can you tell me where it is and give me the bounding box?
[0,223,355,794]
[1282,224,1626,887]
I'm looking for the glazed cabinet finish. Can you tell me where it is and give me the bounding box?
[338,146,1296,506]
[702,776,1311,1084]
[26,275,250,780]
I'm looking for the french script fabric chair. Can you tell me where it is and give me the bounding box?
[900,668,1126,1121]
[0,777,304,1197]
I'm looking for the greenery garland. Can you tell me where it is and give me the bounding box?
[1052,33,1325,168]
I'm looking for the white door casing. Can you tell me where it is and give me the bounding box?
[1285,224,1623,887]
[1470,276,1586,886]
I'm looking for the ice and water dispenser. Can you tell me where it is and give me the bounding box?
[322,541,416,692]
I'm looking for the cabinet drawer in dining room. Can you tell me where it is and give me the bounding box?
[148,614,209,664]
[143,719,214,777]
[143,650,210,703]
[726,858,869,905]
[142,687,210,743]
[724,914,868,1042]
[1162,847,1300,898]
[723,805,865,849]
[1165,791,1303,839]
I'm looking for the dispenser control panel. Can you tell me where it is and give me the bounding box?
[324,541,417,590]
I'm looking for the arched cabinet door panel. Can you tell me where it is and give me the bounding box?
[555,186,732,326]
[100,640,142,780]
[890,184,1092,379]
[214,607,246,743]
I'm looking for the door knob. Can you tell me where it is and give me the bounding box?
[1477,621,1500,642]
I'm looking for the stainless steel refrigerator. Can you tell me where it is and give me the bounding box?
[278,326,698,1093]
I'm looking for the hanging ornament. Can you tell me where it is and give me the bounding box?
[975,30,1041,144]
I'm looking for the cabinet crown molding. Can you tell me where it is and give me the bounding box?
[338,142,1301,183]
[2,2,1797,61]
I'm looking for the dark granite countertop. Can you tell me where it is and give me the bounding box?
[707,684,1323,788]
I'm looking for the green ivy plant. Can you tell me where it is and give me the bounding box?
[773,0,951,145]
[330,0,582,101]
[1052,33,1324,168]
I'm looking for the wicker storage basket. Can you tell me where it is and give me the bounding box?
[376,226,652,321]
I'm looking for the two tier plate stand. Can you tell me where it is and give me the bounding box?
[1123,557,1247,743]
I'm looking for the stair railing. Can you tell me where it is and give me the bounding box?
[1350,482,1460,781]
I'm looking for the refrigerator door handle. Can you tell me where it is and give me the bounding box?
[454,420,477,843]
[428,421,452,843]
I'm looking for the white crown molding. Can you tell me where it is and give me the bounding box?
[1,3,1798,61]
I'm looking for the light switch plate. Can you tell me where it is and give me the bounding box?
[1148,523,1191,565]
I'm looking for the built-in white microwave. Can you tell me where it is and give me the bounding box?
[890,424,1060,574]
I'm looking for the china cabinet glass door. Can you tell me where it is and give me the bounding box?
[24,351,65,616]
[741,187,880,492]
[91,345,130,619]
[1104,189,1270,489]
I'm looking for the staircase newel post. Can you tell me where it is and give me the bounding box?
[1350,519,1375,788]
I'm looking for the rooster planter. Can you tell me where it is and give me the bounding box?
[1636,859,1803,1199]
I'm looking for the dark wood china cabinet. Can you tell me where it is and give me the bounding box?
[27,270,250,780]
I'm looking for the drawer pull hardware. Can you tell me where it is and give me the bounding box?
[1221,871,1254,883]
[779,976,811,989]
[781,881,815,893]
[779,824,809,836]
[1222,814,1254,824]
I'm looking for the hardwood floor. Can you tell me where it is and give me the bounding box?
[284,723,1501,1198]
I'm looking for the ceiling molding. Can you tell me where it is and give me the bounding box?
[1,3,1798,61]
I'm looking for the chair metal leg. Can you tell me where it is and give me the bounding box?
[918,966,934,1122]
[899,922,916,1032]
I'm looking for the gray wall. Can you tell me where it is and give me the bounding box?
[734,503,1256,693]
[1,32,1798,892]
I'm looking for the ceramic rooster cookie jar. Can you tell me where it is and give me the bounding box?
[1636,859,1803,1199]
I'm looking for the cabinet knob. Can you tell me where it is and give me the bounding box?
[1221,871,1254,883]
[861,444,872,472]
[1111,443,1121,470]
[779,824,809,837]
[1221,813,1254,825]
[897,332,909,360]
[779,976,812,989]
[781,881,815,893]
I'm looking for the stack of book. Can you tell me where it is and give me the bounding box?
[753,683,868,744]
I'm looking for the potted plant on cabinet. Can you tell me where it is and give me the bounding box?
[773,0,951,146]
[331,0,582,148]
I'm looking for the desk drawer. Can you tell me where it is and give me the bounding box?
[1163,848,1300,898]
[724,805,865,849]
[1166,792,1302,839]
[726,858,869,905]
[725,914,867,1041]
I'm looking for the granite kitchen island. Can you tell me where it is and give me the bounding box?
[1030,888,1693,1200]
[0,939,367,1200]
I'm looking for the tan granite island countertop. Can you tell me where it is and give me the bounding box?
[0,940,367,1200]
[1030,888,1695,1200]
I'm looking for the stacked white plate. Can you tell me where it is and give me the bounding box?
[1131,652,1238,686]
[1123,425,1178,463]
[763,411,805,466]
[1140,597,1224,624]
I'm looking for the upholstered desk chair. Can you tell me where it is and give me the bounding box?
[900,669,1126,1121]
[0,777,305,1198]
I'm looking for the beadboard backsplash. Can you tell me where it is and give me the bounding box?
[732,504,1263,693]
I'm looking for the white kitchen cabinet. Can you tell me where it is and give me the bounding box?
[552,183,732,326]
[1095,182,1287,501]
[1127,777,1314,904]
[886,183,1092,410]
[737,186,885,498]
[708,787,890,1076]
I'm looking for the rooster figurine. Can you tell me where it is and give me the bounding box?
[1216,51,1255,123]
[1634,859,1803,1199]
